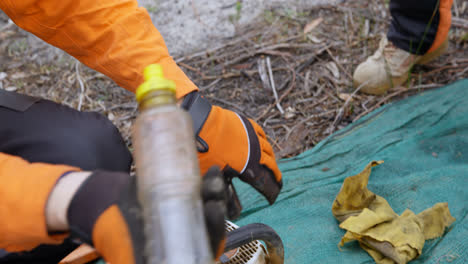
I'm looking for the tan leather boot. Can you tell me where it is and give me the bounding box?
[353,36,448,95]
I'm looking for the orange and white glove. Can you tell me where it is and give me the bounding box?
[182,92,283,204]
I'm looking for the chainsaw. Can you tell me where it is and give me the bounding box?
[59,219,284,264]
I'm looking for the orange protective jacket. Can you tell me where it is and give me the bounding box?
[0,0,197,252]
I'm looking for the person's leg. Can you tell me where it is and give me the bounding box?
[353,0,453,95]
[0,89,132,263]
[388,0,440,55]
[389,0,452,55]
[0,90,132,171]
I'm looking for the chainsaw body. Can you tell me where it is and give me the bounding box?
[60,220,284,264]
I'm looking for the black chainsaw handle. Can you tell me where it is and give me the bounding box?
[224,223,284,264]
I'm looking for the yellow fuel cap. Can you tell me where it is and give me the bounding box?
[136,64,176,103]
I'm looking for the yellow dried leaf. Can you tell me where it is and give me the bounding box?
[332,161,456,264]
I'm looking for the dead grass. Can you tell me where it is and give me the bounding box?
[0,0,467,158]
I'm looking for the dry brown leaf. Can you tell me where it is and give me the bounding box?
[277,123,308,157]
[326,61,340,79]
[338,93,353,102]
[303,17,323,34]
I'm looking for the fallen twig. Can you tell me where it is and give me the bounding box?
[199,67,289,81]
[199,78,222,91]
[257,58,271,90]
[285,110,338,140]
[206,96,245,113]
[203,43,321,66]
[266,57,284,114]
[175,31,266,63]
[255,66,297,121]
[452,17,468,29]
[325,47,353,80]
[75,61,86,111]
[415,64,468,77]
[327,79,369,134]
[353,83,442,122]
[178,62,206,78]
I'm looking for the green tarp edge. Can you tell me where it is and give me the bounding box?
[234,79,468,264]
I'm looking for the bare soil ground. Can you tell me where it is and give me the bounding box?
[1,1,467,158]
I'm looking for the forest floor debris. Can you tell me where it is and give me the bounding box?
[0,0,467,158]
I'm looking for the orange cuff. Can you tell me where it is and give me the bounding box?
[427,0,453,53]
[0,153,79,252]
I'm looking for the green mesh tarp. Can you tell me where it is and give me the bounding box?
[234,79,468,263]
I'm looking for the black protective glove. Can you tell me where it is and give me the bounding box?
[66,168,227,264]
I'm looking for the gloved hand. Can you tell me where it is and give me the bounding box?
[65,170,144,264]
[182,91,283,204]
[66,169,227,264]
[0,155,225,264]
